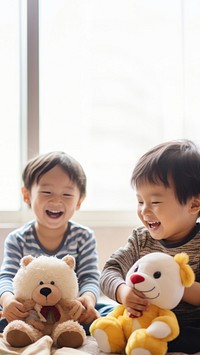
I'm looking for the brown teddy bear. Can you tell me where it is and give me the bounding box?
[3,254,87,348]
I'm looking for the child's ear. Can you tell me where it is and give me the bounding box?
[21,186,31,206]
[76,195,85,210]
[190,195,200,215]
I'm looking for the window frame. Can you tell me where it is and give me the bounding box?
[27,0,39,160]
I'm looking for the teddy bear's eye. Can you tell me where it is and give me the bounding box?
[134,266,139,272]
[153,271,161,279]
[50,281,55,285]
[39,281,44,285]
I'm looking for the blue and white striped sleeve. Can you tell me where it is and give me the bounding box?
[0,231,24,296]
[75,228,100,301]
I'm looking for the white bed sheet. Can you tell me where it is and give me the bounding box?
[83,336,200,355]
[0,333,199,355]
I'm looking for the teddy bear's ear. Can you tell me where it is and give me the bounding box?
[20,255,35,267]
[62,254,76,269]
[174,252,195,287]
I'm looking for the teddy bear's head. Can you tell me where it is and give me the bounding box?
[13,255,79,306]
[126,252,194,310]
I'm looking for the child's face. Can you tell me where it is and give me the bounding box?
[135,180,199,243]
[22,165,84,230]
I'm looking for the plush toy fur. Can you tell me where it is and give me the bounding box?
[4,255,86,348]
[90,252,195,355]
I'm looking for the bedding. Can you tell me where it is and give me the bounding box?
[0,334,199,355]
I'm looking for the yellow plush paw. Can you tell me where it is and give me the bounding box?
[90,316,126,353]
[126,329,167,355]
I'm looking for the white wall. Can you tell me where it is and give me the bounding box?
[94,226,132,270]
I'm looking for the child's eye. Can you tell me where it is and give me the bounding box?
[40,191,51,195]
[63,193,73,197]
[138,201,143,206]
[152,202,160,205]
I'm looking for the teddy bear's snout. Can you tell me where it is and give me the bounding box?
[40,287,52,297]
[130,274,145,284]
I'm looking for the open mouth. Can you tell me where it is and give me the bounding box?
[46,210,64,218]
[148,221,161,229]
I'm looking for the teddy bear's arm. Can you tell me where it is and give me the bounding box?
[146,309,179,341]
[17,298,36,311]
[60,299,85,320]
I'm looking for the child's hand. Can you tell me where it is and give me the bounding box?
[2,297,29,322]
[77,292,99,324]
[116,283,149,317]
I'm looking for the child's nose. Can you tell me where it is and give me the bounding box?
[51,194,62,203]
[141,203,150,215]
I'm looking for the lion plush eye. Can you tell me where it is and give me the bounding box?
[39,281,44,285]
[153,271,161,279]
[50,281,55,285]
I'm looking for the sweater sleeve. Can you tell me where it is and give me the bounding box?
[100,230,140,301]
[0,231,24,297]
[75,227,100,301]
[99,226,152,301]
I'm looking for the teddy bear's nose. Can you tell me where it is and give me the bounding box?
[40,287,52,297]
[130,274,144,284]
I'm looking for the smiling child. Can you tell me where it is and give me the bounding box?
[0,151,113,335]
[100,139,200,353]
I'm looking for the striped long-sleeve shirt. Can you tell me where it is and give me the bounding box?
[100,223,200,325]
[0,220,100,301]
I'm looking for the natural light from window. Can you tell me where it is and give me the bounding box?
[0,0,21,210]
[39,0,200,211]
[0,0,200,222]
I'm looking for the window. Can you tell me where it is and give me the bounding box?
[0,0,21,211]
[0,0,200,226]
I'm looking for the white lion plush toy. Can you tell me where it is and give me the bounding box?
[90,252,194,355]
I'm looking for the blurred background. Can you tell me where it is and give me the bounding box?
[0,0,199,231]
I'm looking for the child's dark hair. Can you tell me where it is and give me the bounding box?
[131,139,200,205]
[22,151,86,197]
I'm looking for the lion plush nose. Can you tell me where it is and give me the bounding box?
[40,287,52,297]
[130,274,144,284]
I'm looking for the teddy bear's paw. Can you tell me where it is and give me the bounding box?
[3,320,42,347]
[126,329,167,355]
[6,329,34,347]
[92,329,112,353]
[128,349,151,355]
[56,330,84,348]
[90,316,126,353]
[53,320,86,348]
